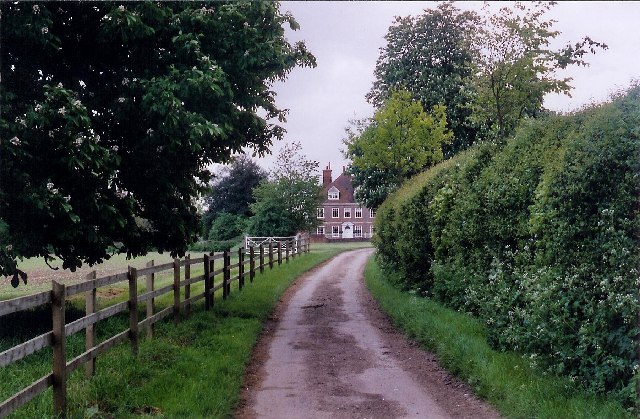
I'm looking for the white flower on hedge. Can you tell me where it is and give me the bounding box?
[58,107,66,115]
[75,137,83,146]
[10,136,21,146]
[118,5,125,11]
[41,27,48,34]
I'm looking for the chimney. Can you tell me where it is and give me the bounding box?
[322,163,332,187]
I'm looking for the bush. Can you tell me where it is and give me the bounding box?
[207,213,247,241]
[374,86,640,406]
[187,237,242,253]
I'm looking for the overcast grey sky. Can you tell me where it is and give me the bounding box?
[253,1,640,173]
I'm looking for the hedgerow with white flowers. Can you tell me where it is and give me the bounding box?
[374,86,640,407]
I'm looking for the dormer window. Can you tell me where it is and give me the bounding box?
[327,186,340,200]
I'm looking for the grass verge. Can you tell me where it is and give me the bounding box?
[3,242,370,418]
[364,256,632,419]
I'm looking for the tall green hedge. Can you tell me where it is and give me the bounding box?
[374,87,640,405]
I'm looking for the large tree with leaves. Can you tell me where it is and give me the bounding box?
[0,2,315,284]
[202,155,267,237]
[471,2,607,139]
[367,2,479,156]
[344,89,452,210]
[248,142,322,236]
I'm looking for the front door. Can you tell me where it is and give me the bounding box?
[341,222,353,239]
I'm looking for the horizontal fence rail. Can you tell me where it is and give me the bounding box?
[0,234,310,418]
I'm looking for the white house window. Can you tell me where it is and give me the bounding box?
[332,225,340,237]
[317,226,325,235]
[344,208,351,218]
[355,208,362,218]
[370,225,374,236]
[317,207,324,218]
[328,186,340,200]
[332,208,339,218]
[370,208,376,218]
[354,225,362,238]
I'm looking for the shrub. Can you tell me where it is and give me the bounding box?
[374,86,640,406]
[207,213,247,241]
[187,237,241,253]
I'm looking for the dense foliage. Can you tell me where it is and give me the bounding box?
[368,2,606,148]
[202,155,267,237]
[207,212,246,241]
[471,2,607,139]
[344,89,452,209]
[248,143,322,236]
[0,2,315,283]
[374,88,640,406]
[367,2,479,155]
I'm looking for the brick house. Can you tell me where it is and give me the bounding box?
[312,164,375,241]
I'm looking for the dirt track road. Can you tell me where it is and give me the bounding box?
[237,249,500,419]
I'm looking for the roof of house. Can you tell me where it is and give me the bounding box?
[322,173,355,203]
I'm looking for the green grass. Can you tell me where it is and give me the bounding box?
[2,242,369,418]
[364,256,633,419]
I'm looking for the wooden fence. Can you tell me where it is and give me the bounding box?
[0,235,309,418]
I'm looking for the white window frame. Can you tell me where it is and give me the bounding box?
[317,207,324,219]
[354,224,362,238]
[328,186,340,200]
[355,208,362,218]
[332,208,339,218]
[332,225,340,237]
[370,225,374,236]
[343,208,351,218]
[317,226,325,235]
[370,208,376,218]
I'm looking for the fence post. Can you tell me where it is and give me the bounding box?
[145,260,155,338]
[128,267,139,356]
[173,259,180,324]
[85,270,97,377]
[259,245,265,274]
[184,255,191,317]
[223,250,229,299]
[285,240,290,263]
[52,280,67,416]
[269,243,274,269]
[292,237,296,259]
[204,254,212,310]
[250,246,255,282]
[209,252,215,307]
[278,242,282,265]
[238,248,245,290]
